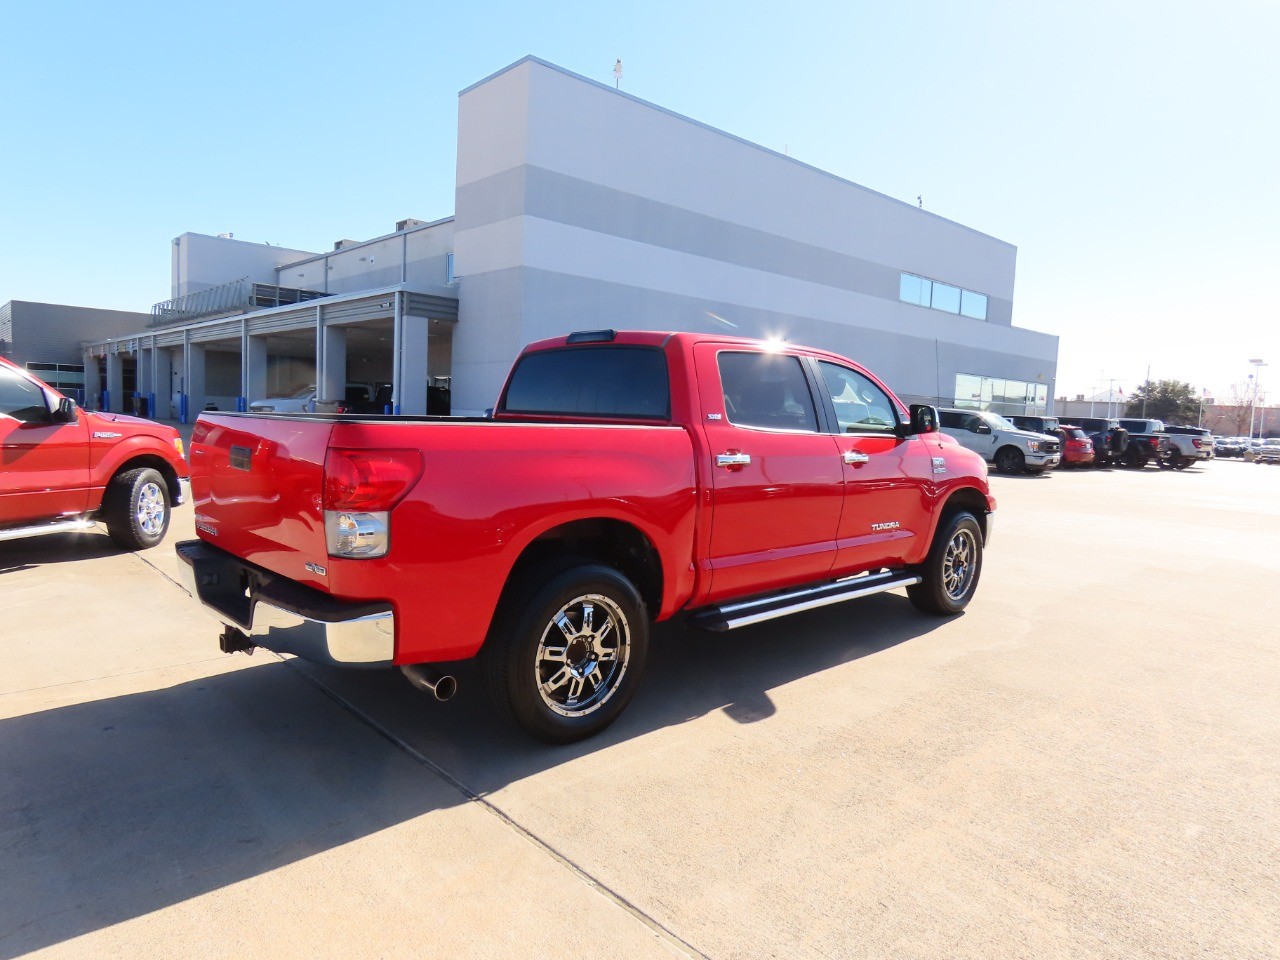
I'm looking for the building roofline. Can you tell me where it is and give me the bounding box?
[173,232,320,257]
[460,56,1015,251]
[81,283,458,351]
[278,215,456,270]
[2,299,150,316]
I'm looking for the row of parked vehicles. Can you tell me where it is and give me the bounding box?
[936,410,1218,474]
[1212,436,1280,462]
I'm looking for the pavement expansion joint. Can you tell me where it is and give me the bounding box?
[279,654,710,960]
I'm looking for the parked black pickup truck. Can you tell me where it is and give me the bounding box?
[1117,419,1213,470]
[1063,417,1130,467]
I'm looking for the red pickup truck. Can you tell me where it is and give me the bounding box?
[1,356,189,550]
[178,331,995,742]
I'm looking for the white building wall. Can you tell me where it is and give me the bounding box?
[452,57,1057,416]
[275,220,455,295]
[172,233,317,298]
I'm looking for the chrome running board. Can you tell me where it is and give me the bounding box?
[0,518,98,542]
[690,569,922,632]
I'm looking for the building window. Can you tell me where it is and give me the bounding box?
[900,273,989,321]
[960,290,988,320]
[446,253,458,284]
[954,373,1046,415]
[930,282,961,314]
[899,273,931,307]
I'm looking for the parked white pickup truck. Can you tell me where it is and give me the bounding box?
[938,408,1062,475]
[249,382,375,414]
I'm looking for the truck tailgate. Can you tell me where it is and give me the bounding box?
[189,414,334,590]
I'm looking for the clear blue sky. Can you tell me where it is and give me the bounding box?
[2,0,1276,402]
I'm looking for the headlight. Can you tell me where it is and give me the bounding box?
[1026,440,1041,452]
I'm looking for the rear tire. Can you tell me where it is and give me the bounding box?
[481,563,649,743]
[908,512,984,616]
[103,467,170,550]
[1120,446,1147,469]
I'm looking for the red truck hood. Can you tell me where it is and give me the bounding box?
[88,410,180,439]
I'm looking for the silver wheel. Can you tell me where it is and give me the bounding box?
[941,528,978,601]
[535,593,631,717]
[136,482,166,537]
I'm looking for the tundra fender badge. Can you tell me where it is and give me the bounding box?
[871,521,901,532]
[93,431,123,439]
[194,515,218,537]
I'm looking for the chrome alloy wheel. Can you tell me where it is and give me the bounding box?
[942,528,978,601]
[136,481,166,537]
[535,593,631,717]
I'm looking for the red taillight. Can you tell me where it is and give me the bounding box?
[323,448,423,511]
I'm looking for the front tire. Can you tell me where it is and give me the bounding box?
[908,511,984,616]
[994,446,1025,475]
[481,563,649,743]
[103,467,171,550]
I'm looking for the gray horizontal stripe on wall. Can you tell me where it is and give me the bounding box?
[456,165,1013,324]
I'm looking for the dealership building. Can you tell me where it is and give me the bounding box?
[65,56,1057,419]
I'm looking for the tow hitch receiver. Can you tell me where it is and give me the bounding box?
[219,626,256,655]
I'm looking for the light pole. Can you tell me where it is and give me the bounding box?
[1248,359,1266,438]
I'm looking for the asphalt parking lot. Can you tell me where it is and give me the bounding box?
[3,458,1278,960]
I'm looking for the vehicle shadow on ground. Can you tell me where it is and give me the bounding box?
[0,595,944,956]
[0,662,469,959]
[287,593,948,796]
[0,531,117,572]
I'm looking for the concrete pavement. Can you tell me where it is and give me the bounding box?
[2,458,1278,959]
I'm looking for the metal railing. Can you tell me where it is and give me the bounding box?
[150,278,328,327]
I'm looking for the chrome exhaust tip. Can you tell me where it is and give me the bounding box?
[400,664,457,702]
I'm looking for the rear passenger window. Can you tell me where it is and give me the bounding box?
[718,352,818,432]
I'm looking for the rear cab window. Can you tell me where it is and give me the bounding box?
[718,352,819,432]
[499,346,671,419]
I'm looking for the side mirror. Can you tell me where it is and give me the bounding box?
[973,423,992,435]
[905,403,938,436]
[53,397,78,424]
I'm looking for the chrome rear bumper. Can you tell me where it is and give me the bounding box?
[175,539,395,667]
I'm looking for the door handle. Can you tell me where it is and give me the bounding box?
[843,450,870,465]
[716,452,752,468]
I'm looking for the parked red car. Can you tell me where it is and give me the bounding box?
[0,356,189,549]
[1056,425,1096,467]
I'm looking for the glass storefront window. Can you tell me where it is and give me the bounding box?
[955,374,1050,415]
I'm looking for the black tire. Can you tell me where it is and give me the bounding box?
[994,446,1025,475]
[103,467,171,550]
[908,511,984,616]
[1120,446,1146,469]
[1172,456,1191,470]
[481,562,649,743]
[1025,466,1046,476]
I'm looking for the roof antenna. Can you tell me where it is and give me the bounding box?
[613,59,623,90]
[918,195,923,208]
